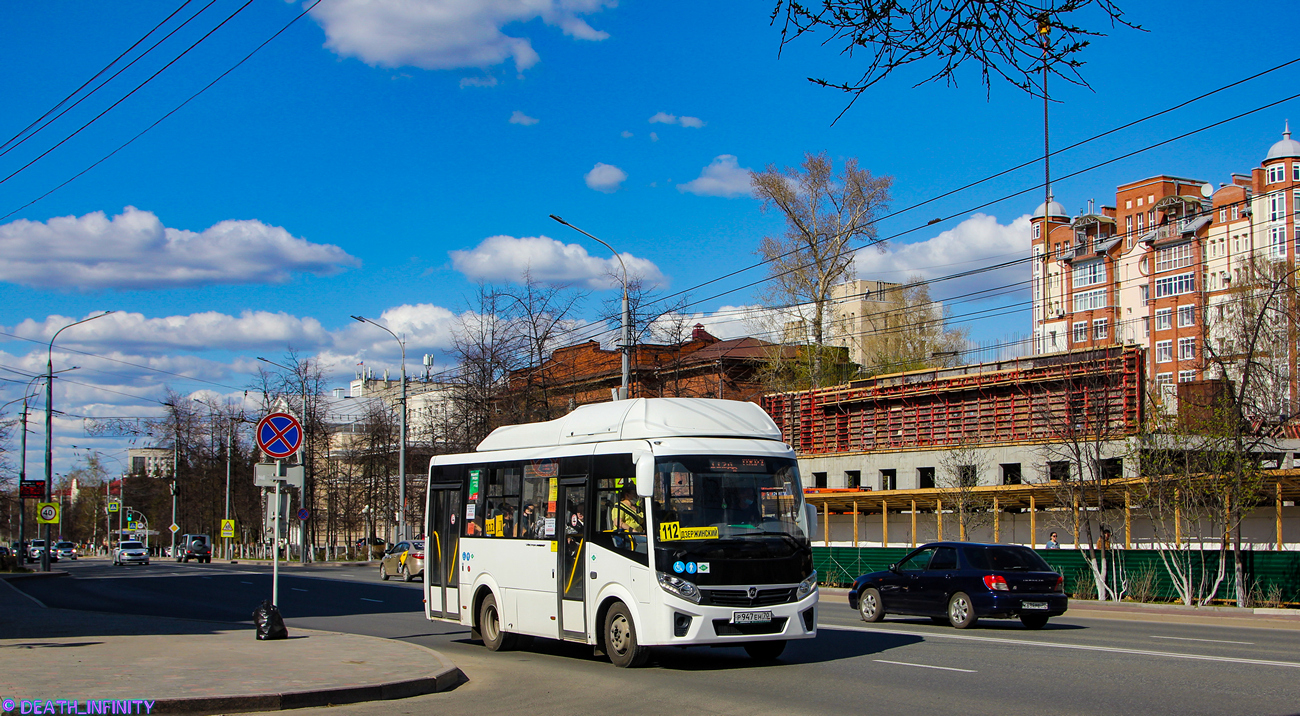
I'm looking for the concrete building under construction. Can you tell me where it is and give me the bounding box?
[762,346,1146,489]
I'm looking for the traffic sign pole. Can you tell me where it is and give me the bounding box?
[273,469,281,607]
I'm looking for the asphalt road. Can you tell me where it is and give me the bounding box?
[17,558,1300,716]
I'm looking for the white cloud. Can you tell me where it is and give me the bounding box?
[648,112,704,128]
[509,110,539,125]
[620,130,633,138]
[311,0,613,73]
[677,155,753,198]
[584,162,627,193]
[460,75,498,88]
[449,234,665,289]
[0,207,359,290]
[649,132,658,142]
[10,311,334,352]
[852,213,1032,299]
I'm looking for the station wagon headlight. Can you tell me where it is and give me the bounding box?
[657,572,701,604]
[796,570,818,600]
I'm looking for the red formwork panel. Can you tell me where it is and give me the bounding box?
[760,346,1143,456]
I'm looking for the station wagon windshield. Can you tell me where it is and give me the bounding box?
[651,456,808,544]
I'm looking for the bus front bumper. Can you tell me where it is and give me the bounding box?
[655,589,818,646]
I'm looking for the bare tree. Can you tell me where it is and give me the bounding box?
[752,151,892,385]
[770,0,1141,115]
[937,443,992,540]
[502,271,586,422]
[450,284,520,448]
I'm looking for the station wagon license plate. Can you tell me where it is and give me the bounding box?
[1022,601,1049,610]
[732,610,773,624]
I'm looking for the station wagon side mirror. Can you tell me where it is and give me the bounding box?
[635,454,655,498]
[888,563,898,573]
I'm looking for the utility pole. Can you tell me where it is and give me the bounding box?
[549,215,631,399]
[18,399,29,565]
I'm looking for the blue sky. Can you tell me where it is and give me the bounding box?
[2,0,1299,474]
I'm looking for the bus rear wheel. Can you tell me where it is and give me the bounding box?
[743,640,786,661]
[604,602,649,668]
[479,594,516,651]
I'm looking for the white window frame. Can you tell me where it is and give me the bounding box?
[1072,322,1087,344]
[1154,272,1195,298]
[1177,304,1195,327]
[1072,288,1107,312]
[1154,308,1172,331]
[1093,318,1108,341]
[1178,337,1195,361]
[1155,243,1193,272]
[1178,370,1197,383]
[1155,340,1173,363]
[1072,261,1106,288]
[1270,225,1288,259]
[1269,192,1286,221]
[1219,207,1227,223]
[1268,164,1284,183]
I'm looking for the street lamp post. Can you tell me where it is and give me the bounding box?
[43,311,113,571]
[351,316,407,540]
[549,215,630,399]
[258,357,310,563]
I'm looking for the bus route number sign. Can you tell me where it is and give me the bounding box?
[658,521,718,541]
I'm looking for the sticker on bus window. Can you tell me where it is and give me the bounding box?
[697,562,710,573]
[494,514,504,536]
[658,521,719,541]
[465,504,476,521]
[548,482,558,502]
[469,470,482,500]
[544,517,556,536]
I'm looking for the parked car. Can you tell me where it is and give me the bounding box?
[0,546,10,558]
[378,540,424,582]
[55,541,77,561]
[113,540,150,566]
[848,542,1068,629]
[28,539,57,563]
[357,536,387,560]
[176,534,212,563]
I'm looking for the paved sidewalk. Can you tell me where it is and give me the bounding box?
[820,586,1300,629]
[0,575,462,714]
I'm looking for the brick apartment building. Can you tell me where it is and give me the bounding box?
[1031,124,1300,409]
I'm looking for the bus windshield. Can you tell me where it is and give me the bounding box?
[651,455,807,544]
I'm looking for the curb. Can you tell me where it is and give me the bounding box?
[149,668,465,714]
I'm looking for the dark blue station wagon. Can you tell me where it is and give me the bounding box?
[847,542,1068,629]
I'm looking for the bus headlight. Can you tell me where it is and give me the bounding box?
[796,570,818,600]
[657,572,701,604]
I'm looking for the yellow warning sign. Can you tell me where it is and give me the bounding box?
[220,519,235,538]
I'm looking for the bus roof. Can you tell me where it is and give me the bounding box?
[476,398,782,451]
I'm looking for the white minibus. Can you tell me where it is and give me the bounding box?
[423,397,818,666]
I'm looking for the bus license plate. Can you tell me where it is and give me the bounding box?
[732,610,773,624]
[1022,601,1049,610]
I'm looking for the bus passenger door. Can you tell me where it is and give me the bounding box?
[428,485,462,619]
[557,478,588,641]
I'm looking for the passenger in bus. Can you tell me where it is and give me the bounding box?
[730,485,762,526]
[612,485,644,533]
[517,503,537,537]
[501,504,516,538]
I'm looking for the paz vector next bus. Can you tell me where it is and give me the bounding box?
[423,397,818,667]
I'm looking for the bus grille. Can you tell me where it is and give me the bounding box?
[702,587,796,607]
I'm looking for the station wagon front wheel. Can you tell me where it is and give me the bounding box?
[858,587,884,622]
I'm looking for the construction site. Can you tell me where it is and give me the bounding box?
[760,346,1300,551]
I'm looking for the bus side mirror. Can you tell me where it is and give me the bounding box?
[635,455,654,498]
[804,503,818,536]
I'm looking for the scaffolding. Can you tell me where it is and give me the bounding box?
[762,346,1144,455]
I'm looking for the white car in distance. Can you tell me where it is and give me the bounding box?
[113,541,150,566]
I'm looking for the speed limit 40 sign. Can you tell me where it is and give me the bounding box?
[36,502,60,524]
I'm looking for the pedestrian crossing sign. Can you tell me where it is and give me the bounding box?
[221,519,235,538]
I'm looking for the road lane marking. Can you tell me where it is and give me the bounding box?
[825,625,1300,669]
[874,659,976,673]
[360,598,383,603]
[1151,635,1254,645]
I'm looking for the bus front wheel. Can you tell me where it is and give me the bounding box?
[604,602,649,668]
[479,594,516,651]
